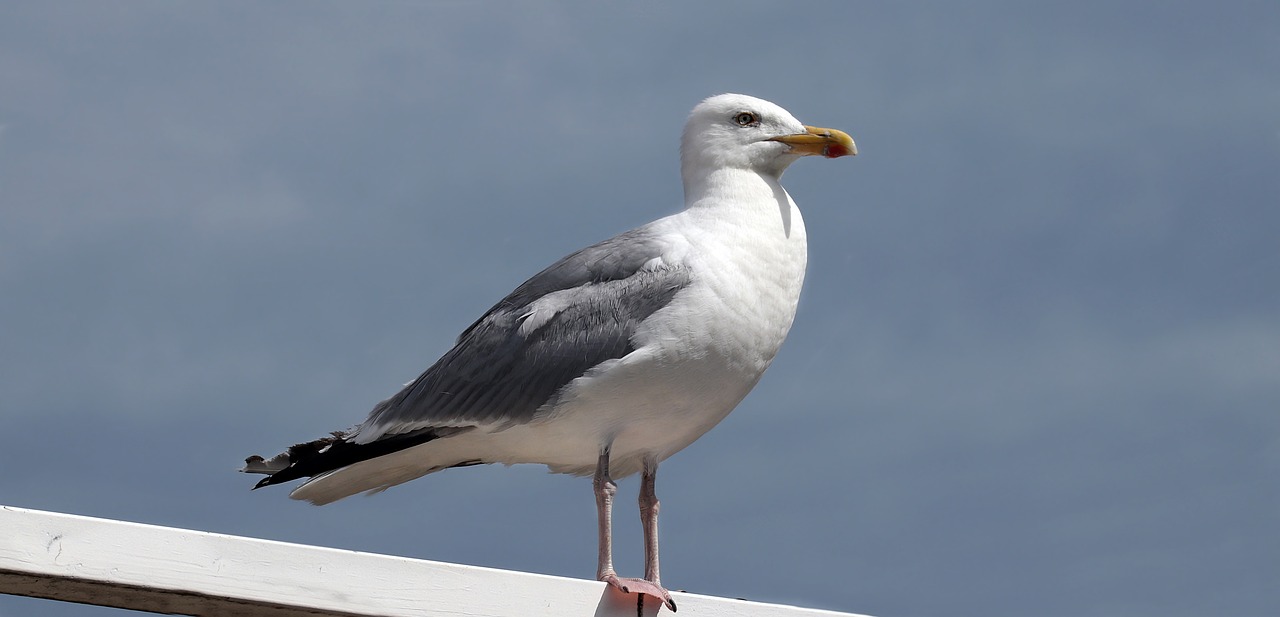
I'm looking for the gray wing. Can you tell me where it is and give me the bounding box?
[354,227,691,440]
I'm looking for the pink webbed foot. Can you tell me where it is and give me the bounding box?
[601,573,677,612]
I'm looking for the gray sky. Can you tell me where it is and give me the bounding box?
[2,2,1277,616]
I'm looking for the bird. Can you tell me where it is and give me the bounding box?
[243,93,856,611]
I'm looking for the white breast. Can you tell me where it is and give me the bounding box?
[487,171,809,478]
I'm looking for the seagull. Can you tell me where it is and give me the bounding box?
[243,93,855,611]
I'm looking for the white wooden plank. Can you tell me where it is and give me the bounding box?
[0,505,869,617]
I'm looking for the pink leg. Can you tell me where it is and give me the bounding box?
[593,448,619,582]
[594,449,676,612]
[639,460,661,585]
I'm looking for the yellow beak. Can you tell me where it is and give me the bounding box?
[769,125,857,158]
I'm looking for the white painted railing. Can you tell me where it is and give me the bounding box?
[0,505,868,617]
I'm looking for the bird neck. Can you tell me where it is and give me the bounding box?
[681,167,786,211]
[680,167,801,239]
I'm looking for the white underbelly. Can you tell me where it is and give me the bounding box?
[482,269,802,477]
[483,195,808,477]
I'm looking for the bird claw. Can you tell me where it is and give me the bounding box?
[601,574,677,612]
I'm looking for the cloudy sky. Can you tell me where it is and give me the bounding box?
[2,2,1277,616]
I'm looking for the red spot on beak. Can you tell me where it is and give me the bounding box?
[824,143,852,158]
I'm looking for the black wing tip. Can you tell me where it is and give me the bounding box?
[244,428,446,493]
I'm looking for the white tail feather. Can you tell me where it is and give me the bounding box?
[288,438,475,505]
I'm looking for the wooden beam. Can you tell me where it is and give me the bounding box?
[1,505,868,617]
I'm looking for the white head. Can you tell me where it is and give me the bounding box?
[680,93,855,187]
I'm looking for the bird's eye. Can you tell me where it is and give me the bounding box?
[733,112,758,126]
